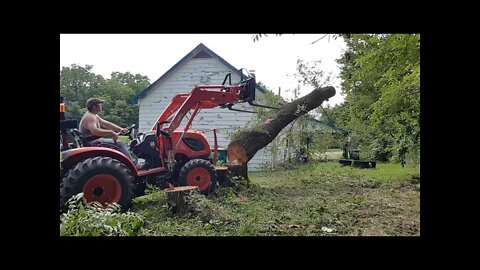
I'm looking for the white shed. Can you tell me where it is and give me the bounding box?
[131,43,270,170]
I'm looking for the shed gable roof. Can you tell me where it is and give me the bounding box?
[131,43,264,104]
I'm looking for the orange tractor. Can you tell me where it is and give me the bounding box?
[60,70,268,210]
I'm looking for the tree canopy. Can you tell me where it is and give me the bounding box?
[60,64,150,128]
[333,34,420,164]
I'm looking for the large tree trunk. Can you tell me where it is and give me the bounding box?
[227,86,336,179]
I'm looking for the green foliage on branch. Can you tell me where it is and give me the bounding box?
[60,193,144,236]
[60,64,150,128]
[335,34,420,164]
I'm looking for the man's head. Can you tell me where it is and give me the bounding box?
[86,98,105,112]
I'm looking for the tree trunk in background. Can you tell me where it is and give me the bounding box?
[227,86,336,179]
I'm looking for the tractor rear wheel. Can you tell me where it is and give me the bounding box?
[60,156,135,210]
[178,159,217,194]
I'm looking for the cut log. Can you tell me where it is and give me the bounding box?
[228,86,336,179]
[164,186,200,216]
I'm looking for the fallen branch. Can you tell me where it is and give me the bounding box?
[227,86,336,179]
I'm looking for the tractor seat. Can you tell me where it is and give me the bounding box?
[71,129,102,147]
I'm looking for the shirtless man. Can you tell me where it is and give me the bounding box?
[79,97,132,159]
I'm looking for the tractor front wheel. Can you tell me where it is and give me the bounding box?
[178,159,217,194]
[60,157,135,210]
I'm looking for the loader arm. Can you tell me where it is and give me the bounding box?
[151,81,252,133]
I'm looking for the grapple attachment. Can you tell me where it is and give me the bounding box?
[240,77,256,102]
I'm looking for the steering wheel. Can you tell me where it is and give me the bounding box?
[119,124,136,138]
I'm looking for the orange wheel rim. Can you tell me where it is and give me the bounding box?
[83,174,121,207]
[186,167,211,192]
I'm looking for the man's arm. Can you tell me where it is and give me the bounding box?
[97,115,124,132]
[84,114,117,138]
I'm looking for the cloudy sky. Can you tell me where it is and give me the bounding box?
[60,34,346,106]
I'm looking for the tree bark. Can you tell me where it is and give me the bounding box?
[164,186,200,216]
[227,86,336,179]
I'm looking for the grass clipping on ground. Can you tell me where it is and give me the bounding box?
[74,162,419,236]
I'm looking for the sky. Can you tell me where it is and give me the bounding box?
[60,34,347,106]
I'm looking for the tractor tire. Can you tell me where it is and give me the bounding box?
[60,156,135,211]
[178,159,217,194]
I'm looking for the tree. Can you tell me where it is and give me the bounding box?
[336,34,420,164]
[250,34,420,165]
[228,86,336,178]
[60,64,151,129]
[288,58,343,160]
[110,71,150,93]
[60,64,105,120]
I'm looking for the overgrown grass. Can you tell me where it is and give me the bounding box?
[128,162,420,236]
[60,162,419,236]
